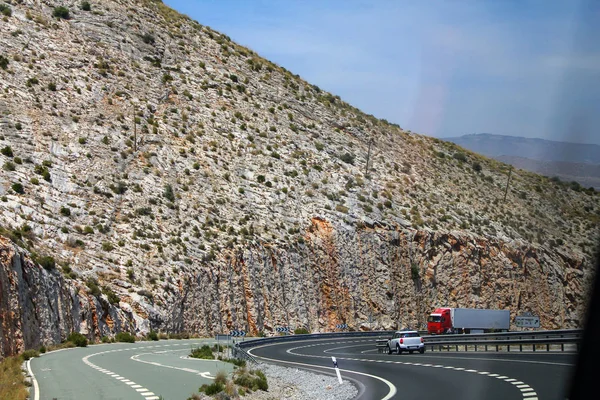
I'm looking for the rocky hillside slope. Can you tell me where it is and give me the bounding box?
[0,0,598,356]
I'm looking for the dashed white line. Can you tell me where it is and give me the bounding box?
[282,339,539,400]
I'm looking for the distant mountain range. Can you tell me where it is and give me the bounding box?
[445,134,600,188]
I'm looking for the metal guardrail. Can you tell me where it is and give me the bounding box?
[421,328,582,342]
[235,329,583,355]
[238,331,396,349]
[232,344,260,365]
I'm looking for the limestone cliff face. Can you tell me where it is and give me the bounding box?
[0,0,598,356]
[171,220,592,336]
[0,236,135,357]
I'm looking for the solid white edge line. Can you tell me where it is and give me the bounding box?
[248,345,397,400]
[27,359,40,400]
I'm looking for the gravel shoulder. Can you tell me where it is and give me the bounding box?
[244,363,358,400]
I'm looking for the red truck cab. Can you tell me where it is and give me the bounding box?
[427,307,452,334]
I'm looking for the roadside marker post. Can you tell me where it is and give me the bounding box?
[331,356,343,384]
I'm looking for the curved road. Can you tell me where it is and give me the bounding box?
[248,337,577,400]
[30,339,235,400]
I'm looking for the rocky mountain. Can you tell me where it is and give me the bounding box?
[445,134,600,189]
[0,0,598,357]
[494,155,600,190]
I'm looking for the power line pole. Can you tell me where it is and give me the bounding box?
[365,137,373,178]
[503,166,513,202]
[133,104,137,152]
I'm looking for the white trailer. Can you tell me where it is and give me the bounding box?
[451,308,510,333]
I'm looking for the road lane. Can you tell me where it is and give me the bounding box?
[249,337,577,400]
[30,339,233,400]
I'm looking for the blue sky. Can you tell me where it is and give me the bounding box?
[164,1,600,145]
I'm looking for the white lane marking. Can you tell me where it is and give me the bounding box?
[27,359,40,400]
[521,388,535,392]
[146,397,160,400]
[130,353,215,379]
[136,388,149,392]
[132,385,142,388]
[141,392,156,396]
[249,344,397,400]
[281,338,540,400]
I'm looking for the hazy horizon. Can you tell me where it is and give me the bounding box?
[165,0,600,145]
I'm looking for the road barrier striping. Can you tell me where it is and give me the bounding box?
[280,338,540,400]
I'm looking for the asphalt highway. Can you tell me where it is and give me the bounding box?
[29,339,234,400]
[248,337,577,400]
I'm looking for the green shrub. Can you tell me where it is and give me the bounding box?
[53,6,70,19]
[36,255,56,271]
[115,332,136,343]
[411,263,420,280]
[102,242,114,252]
[21,349,40,360]
[190,345,213,360]
[147,331,158,341]
[472,162,482,172]
[141,33,155,44]
[39,346,46,354]
[199,382,224,395]
[340,152,355,164]
[103,287,120,304]
[453,152,467,162]
[163,184,175,202]
[0,55,9,70]
[0,4,12,17]
[293,328,309,334]
[11,183,24,194]
[86,279,101,296]
[3,162,15,171]
[336,204,349,213]
[1,146,13,157]
[67,332,88,347]
[81,1,91,11]
[60,206,71,216]
[101,336,110,343]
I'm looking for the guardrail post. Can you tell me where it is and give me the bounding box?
[485,344,488,351]
[455,344,458,352]
[507,344,510,352]
[520,336,522,352]
[475,344,478,352]
[496,344,499,352]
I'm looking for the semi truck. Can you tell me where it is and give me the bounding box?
[427,307,510,334]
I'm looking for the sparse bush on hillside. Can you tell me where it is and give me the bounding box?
[453,152,467,162]
[340,152,355,164]
[52,6,70,20]
[80,1,91,11]
[11,183,24,194]
[0,55,9,70]
[0,4,12,17]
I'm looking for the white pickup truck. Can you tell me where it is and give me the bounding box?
[387,330,425,354]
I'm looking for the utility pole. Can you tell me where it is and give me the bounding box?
[133,104,137,152]
[503,166,513,202]
[365,137,373,178]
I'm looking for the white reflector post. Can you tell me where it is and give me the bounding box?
[331,356,343,384]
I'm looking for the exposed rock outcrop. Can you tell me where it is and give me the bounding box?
[0,0,597,356]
